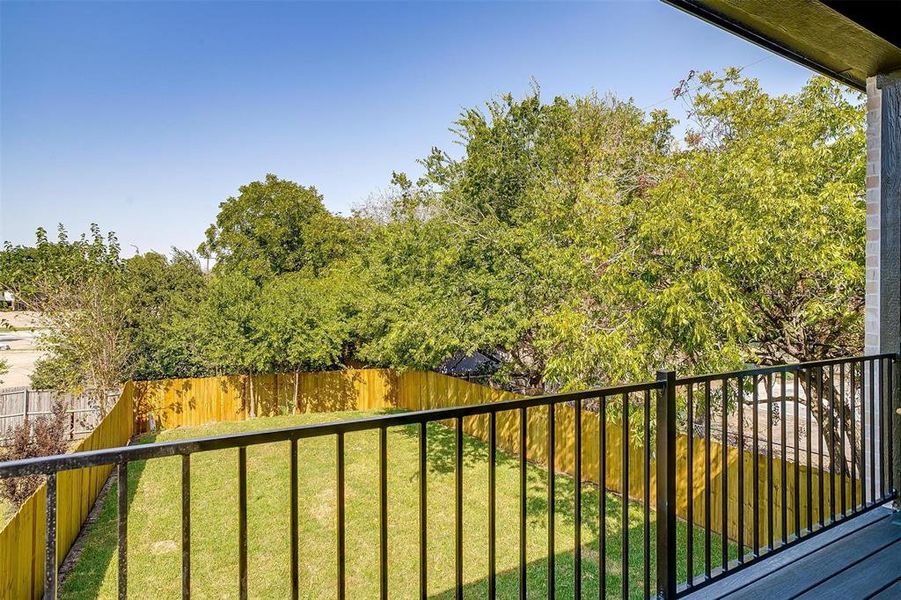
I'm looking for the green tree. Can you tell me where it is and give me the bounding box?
[190,272,260,377]
[0,243,38,309]
[616,70,866,470]
[252,271,355,409]
[201,174,353,279]
[1,224,119,310]
[123,250,207,380]
[29,226,130,412]
[357,71,865,410]
[356,90,674,392]
[352,191,473,371]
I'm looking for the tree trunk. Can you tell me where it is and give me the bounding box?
[94,387,109,417]
[800,369,862,482]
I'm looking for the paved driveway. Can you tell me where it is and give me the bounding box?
[0,312,45,387]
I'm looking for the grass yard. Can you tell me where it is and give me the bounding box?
[61,411,732,599]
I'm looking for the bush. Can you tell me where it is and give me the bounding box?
[0,400,69,506]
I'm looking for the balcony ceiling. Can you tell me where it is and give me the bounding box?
[663,0,901,90]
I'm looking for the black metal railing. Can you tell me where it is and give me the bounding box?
[0,355,896,599]
[673,353,898,596]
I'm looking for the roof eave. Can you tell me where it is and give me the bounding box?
[662,0,865,90]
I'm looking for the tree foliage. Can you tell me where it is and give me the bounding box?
[1,71,867,403]
[355,91,676,391]
[27,228,130,411]
[200,174,353,280]
[252,271,354,374]
[123,250,207,380]
[0,224,121,310]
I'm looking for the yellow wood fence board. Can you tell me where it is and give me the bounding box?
[0,383,134,600]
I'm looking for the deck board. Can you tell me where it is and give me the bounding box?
[796,538,901,599]
[682,506,901,600]
[872,578,901,599]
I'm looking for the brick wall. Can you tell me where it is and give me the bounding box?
[865,76,882,355]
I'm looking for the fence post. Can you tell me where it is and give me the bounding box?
[69,393,76,440]
[656,369,677,599]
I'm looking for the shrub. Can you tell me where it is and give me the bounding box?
[0,400,69,506]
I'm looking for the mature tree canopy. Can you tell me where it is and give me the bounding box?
[2,71,867,402]
[188,272,260,376]
[124,250,207,380]
[623,71,865,369]
[253,271,354,373]
[355,90,675,391]
[200,174,352,279]
[352,73,865,393]
[0,224,121,309]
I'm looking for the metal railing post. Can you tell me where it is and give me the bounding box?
[656,369,677,599]
[892,352,900,508]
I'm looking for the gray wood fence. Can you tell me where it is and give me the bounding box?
[0,386,118,444]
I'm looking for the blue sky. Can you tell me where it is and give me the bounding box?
[1,1,816,255]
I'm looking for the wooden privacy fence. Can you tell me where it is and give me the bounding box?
[397,371,859,543]
[132,369,396,431]
[0,383,134,600]
[134,368,858,543]
[0,387,119,444]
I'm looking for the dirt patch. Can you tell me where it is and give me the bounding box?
[311,487,335,526]
[150,540,179,555]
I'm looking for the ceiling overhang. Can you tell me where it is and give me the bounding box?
[662,0,901,91]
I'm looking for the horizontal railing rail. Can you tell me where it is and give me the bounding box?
[0,380,662,478]
[0,356,896,599]
[674,352,897,385]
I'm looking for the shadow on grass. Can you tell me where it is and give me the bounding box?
[396,416,601,532]
[59,434,159,599]
[60,413,734,599]
[428,545,637,600]
[398,416,735,599]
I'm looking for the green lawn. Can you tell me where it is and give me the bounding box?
[61,411,732,599]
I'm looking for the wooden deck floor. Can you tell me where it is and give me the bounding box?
[683,506,901,600]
